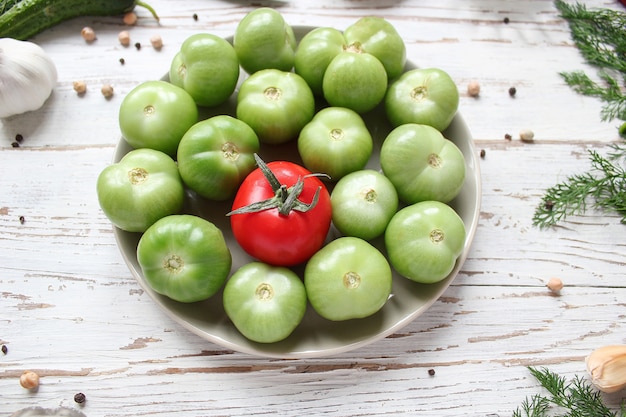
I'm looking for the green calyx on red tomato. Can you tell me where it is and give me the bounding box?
[228,154,332,267]
[223,262,307,343]
[233,7,297,74]
[118,80,198,158]
[385,67,460,132]
[176,115,260,201]
[236,69,315,145]
[380,123,466,204]
[385,201,466,284]
[137,214,232,303]
[304,236,393,321]
[96,148,185,233]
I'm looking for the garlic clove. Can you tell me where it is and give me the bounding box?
[585,344,626,393]
[0,38,58,118]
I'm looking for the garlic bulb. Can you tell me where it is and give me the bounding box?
[0,38,57,118]
[585,344,626,393]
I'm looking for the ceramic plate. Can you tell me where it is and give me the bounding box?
[112,26,482,359]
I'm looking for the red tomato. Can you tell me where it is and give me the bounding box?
[229,156,332,266]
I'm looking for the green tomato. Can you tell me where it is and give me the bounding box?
[236,69,315,144]
[331,170,398,240]
[223,262,307,343]
[233,8,296,74]
[177,115,260,201]
[297,107,373,180]
[385,201,466,284]
[385,68,459,131]
[380,123,465,204]
[137,215,232,303]
[323,52,388,114]
[304,237,392,321]
[343,16,406,80]
[96,149,185,233]
[294,18,405,96]
[294,27,345,96]
[119,81,198,157]
[169,33,240,107]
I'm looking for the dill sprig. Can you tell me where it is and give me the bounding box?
[533,144,626,228]
[532,2,626,228]
[554,0,626,122]
[513,367,625,417]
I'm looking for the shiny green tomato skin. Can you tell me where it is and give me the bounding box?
[385,68,460,132]
[223,262,307,343]
[96,148,185,233]
[294,27,345,96]
[323,52,388,114]
[176,115,260,201]
[233,8,296,74]
[137,215,232,303]
[330,170,398,240]
[297,107,373,181]
[380,123,466,204]
[385,201,466,284]
[119,81,198,158]
[304,237,392,321]
[169,33,240,107]
[236,69,315,144]
[343,16,406,80]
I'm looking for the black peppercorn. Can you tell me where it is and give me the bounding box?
[1,344,7,354]
[428,368,435,376]
[504,133,512,140]
[74,392,86,404]
[15,134,23,142]
[135,42,141,50]
[119,58,125,65]
[193,13,198,21]
[480,149,486,159]
[19,215,25,224]
[11,141,19,148]
[503,17,510,24]
[508,86,517,97]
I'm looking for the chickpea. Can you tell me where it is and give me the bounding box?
[150,34,163,50]
[101,84,114,99]
[73,80,87,95]
[519,129,535,143]
[547,277,564,293]
[20,371,39,389]
[123,12,138,25]
[118,30,131,47]
[467,80,480,97]
[81,26,96,42]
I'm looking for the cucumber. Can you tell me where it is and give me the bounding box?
[0,0,159,40]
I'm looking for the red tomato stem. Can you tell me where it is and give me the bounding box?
[226,154,323,217]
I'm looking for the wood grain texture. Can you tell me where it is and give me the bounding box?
[2,0,626,416]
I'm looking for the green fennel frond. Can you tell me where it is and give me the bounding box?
[513,367,625,417]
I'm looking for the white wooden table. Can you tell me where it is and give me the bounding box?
[2,1,625,415]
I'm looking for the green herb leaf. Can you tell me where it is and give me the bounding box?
[514,367,625,416]
[554,0,626,122]
[533,2,626,228]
